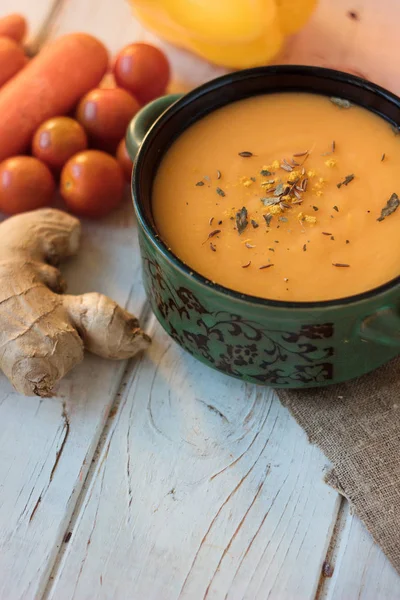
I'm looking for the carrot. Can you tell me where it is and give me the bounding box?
[0,33,109,161]
[0,14,27,43]
[0,36,26,88]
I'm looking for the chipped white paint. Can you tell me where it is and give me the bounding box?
[322,503,400,600]
[0,1,399,599]
[47,319,340,600]
[0,0,58,44]
[0,204,146,599]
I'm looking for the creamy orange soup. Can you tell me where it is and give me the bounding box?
[152,93,400,301]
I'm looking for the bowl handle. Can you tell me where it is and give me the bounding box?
[360,307,400,347]
[126,94,183,162]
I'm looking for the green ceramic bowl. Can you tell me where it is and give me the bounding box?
[127,65,400,388]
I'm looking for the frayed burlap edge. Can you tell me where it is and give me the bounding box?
[278,356,400,573]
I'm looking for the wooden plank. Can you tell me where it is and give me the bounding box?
[0,0,151,595]
[48,0,400,94]
[2,1,398,598]
[0,0,60,48]
[0,0,222,596]
[281,0,400,95]
[320,503,400,599]
[0,204,147,600]
[47,0,145,55]
[47,318,340,600]
[47,0,227,92]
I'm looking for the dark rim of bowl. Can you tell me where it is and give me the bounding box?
[133,64,400,310]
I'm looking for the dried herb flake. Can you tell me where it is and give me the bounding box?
[377,192,400,222]
[337,174,355,188]
[261,197,279,207]
[251,219,259,229]
[259,264,274,270]
[216,187,226,197]
[196,181,204,186]
[264,214,273,227]
[236,206,248,234]
[332,262,350,267]
[260,168,272,176]
[210,242,217,252]
[238,151,253,158]
[333,205,339,212]
[242,260,251,268]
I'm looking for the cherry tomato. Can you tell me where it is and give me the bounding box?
[112,43,170,105]
[116,138,133,183]
[76,88,140,152]
[60,150,124,218]
[0,156,55,215]
[32,117,88,171]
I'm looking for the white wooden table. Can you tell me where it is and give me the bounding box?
[1,1,400,598]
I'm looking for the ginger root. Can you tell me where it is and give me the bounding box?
[0,208,150,397]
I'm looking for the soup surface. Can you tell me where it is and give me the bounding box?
[152,93,400,301]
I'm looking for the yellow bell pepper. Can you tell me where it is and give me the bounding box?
[130,0,317,69]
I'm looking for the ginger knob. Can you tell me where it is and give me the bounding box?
[0,208,150,396]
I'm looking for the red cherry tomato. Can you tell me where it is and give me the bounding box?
[32,117,88,171]
[60,150,124,218]
[112,43,170,104]
[116,138,133,183]
[0,156,55,214]
[76,87,140,152]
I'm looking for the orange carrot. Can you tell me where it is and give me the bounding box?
[0,36,26,88]
[0,33,109,161]
[0,14,27,43]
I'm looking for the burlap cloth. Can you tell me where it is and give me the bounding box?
[278,356,400,573]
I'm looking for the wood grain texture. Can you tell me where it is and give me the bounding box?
[0,2,150,598]
[47,319,340,600]
[1,0,400,598]
[0,202,147,600]
[319,504,400,600]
